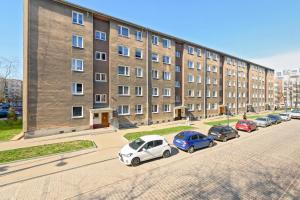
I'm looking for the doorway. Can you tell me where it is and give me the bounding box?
[101,112,109,127]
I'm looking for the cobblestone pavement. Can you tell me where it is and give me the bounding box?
[1,120,300,200]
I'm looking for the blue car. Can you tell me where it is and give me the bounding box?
[173,131,214,153]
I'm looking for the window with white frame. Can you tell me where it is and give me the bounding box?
[135,67,143,77]
[118,66,130,76]
[188,46,194,55]
[188,74,194,82]
[162,55,171,64]
[175,65,181,72]
[163,88,171,96]
[163,104,171,112]
[162,38,171,48]
[135,105,143,114]
[72,35,84,48]
[72,58,84,71]
[135,86,143,96]
[95,51,107,61]
[206,77,211,84]
[151,53,159,62]
[118,25,129,37]
[207,103,211,110]
[175,81,180,88]
[152,105,159,113]
[197,48,202,57]
[187,104,194,111]
[197,90,202,97]
[206,64,211,72]
[118,45,130,56]
[72,11,84,25]
[152,35,159,45]
[135,31,142,41]
[212,65,217,73]
[72,83,83,95]
[163,71,171,80]
[213,78,217,85]
[95,31,106,41]
[95,73,107,82]
[228,92,232,98]
[207,51,212,59]
[95,94,106,103]
[197,75,201,83]
[72,106,83,118]
[197,62,201,70]
[188,60,194,69]
[152,70,159,79]
[118,105,130,115]
[206,90,211,97]
[176,51,181,58]
[212,90,218,97]
[197,104,202,110]
[188,89,194,97]
[152,87,159,96]
[135,48,143,59]
[118,86,130,96]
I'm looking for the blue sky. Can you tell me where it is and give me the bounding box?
[1,0,300,79]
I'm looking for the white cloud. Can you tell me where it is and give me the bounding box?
[250,51,300,72]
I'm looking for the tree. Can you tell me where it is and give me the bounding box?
[0,57,18,102]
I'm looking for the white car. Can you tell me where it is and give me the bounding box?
[119,135,172,166]
[279,113,291,121]
[290,110,300,119]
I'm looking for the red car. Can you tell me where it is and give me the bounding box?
[235,120,257,132]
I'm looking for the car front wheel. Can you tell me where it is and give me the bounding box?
[163,150,171,158]
[208,141,213,148]
[188,146,195,153]
[131,157,140,167]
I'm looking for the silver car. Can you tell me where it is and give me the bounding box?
[290,110,300,119]
[279,113,291,121]
[254,117,272,127]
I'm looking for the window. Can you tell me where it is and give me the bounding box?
[135,48,143,59]
[152,105,159,113]
[206,65,211,72]
[206,77,211,84]
[152,87,159,96]
[72,83,83,95]
[197,90,202,97]
[212,65,217,73]
[118,45,130,56]
[72,35,84,48]
[72,58,84,71]
[118,66,130,76]
[135,105,143,114]
[162,55,171,64]
[175,81,180,88]
[196,62,201,70]
[188,74,194,82]
[188,89,194,97]
[152,53,159,62]
[197,75,201,83]
[176,51,181,58]
[213,78,217,85]
[197,104,202,110]
[135,67,143,77]
[118,86,130,96]
[162,38,171,48]
[188,60,194,68]
[188,46,194,55]
[95,51,107,61]
[135,31,142,41]
[212,91,218,97]
[187,104,194,111]
[118,105,130,115]
[72,106,83,118]
[152,70,159,79]
[163,71,171,80]
[207,103,211,110]
[163,104,171,112]
[197,48,202,57]
[95,73,107,82]
[135,86,143,96]
[72,11,84,25]
[152,35,159,45]
[163,88,171,96]
[95,94,106,103]
[95,31,106,41]
[118,25,129,37]
[175,65,181,72]
[206,90,211,97]
[228,92,232,98]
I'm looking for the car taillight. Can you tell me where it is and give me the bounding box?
[183,141,188,145]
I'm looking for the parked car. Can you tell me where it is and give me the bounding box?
[290,110,300,119]
[279,113,291,121]
[208,126,239,142]
[235,120,257,132]
[118,135,171,166]
[0,109,8,118]
[267,114,282,124]
[173,131,214,153]
[254,117,272,127]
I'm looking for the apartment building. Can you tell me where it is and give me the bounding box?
[23,0,275,137]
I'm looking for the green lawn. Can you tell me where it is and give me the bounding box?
[124,126,195,141]
[0,119,22,141]
[0,140,95,164]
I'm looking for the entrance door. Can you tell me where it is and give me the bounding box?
[101,112,109,127]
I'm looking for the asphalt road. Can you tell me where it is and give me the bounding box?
[1,120,300,200]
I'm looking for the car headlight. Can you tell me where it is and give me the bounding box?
[123,153,133,157]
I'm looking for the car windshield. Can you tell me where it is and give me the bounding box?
[280,114,287,116]
[210,127,223,133]
[238,121,248,125]
[129,138,145,150]
[257,118,266,121]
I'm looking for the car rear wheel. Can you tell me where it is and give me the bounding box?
[131,157,140,167]
[223,137,227,142]
[188,146,195,153]
[163,150,171,158]
[247,129,251,133]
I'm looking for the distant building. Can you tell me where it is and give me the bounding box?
[0,78,22,101]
